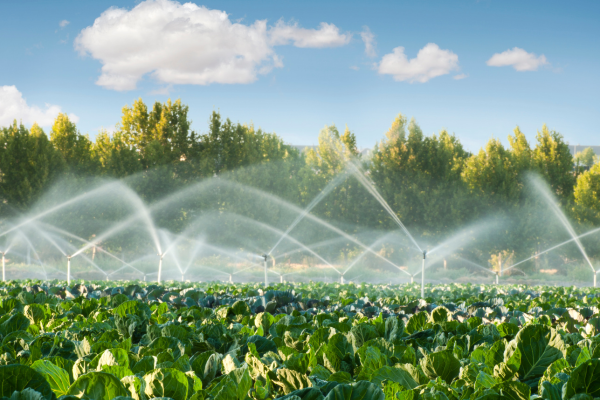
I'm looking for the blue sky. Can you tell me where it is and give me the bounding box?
[0,0,598,152]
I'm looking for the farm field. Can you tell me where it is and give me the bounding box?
[0,281,599,399]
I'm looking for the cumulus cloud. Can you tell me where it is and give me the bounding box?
[0,86,78,127]
[453,73,468,80]
[269,20,351,48]
[486,47,548,71]
[59,20,70,28]
[75,0,351,91]
[360,26,376,57]
[377,43,459,83]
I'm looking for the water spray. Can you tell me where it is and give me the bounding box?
[157,253,164,284]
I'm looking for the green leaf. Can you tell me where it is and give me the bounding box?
[244,336,278,356]
[143,368,189,400]
[370,366,418,390]
[7,388,46,400]
[419,350,461,384]
[430,307,451,324]
[323,381,385,400]
[229,368,252,400]
[503,325,565,386]
[563,359,600,398]
[101,365,134,380]
[474,371,497,390]
[120,375,146,400]
[0,365,55,400]
[30,360,70,397]
[493,381,530,400]
[406,312,429,334]
[274,368,312,394]
[66,371,129,400]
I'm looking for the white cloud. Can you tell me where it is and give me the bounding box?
[377,43,459,83]
[453,73,468,80]
[59,20,70,28]
[360,26,376,57]
[0,86,78,127]
[269,20,351,48]
[75,0,351,91]
[486,47,548,71]
[350,65,359,71]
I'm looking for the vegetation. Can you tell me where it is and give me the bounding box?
[2,280,600,399]
[1,99,600,275]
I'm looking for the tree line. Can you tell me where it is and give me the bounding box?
[1,98,599,271]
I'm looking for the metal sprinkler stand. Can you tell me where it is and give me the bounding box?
[280,276,283,284]
[157,253,164,284]
[594,271,597,288]
[495,272,499,285]
[421,250,427,299]
[262,254,269,287]
[410,275,414,284]
[67,255,72,286]
[340,275,344,285]
[229,274,233,283]
[1,251,5,282]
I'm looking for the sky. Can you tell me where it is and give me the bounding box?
[0,0,598,152]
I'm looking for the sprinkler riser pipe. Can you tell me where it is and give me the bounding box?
[67,256,71,286]
[263,256,268,287]
[1,253,5,282]
[280,276,283,284]
[157,254,164,284]
[340,275,344,284]
[595,273,597,288]
[496,274,499,285]
[421,252,426,299]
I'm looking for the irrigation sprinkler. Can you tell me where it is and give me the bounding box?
[66,255,72,286]
[157,253,164,284]
[229,274,233,283]
[421,251,427,299]
[499,253,502,278]
[280,275,283,283]
[410,274,414,284]
[1,251,5,282]
[340,274,345,284]
[262,254,269,287]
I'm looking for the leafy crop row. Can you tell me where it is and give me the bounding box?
[0,280,600,400]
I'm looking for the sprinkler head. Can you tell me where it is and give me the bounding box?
[67,255,72,260]
[423,250,427,259]
[261,254,269,262]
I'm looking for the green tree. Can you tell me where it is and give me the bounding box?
[574,147,596,168]
[370,114,471,235]
[93,130,142,178]
[532,124,575,198]
[0,122,63,214]
[51,113,98,175]
[573,163,600,224]
[462,138,519,201]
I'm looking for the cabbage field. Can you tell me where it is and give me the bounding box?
[1,281,600,400]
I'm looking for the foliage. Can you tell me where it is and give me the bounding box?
[0,279,599,399]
